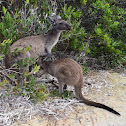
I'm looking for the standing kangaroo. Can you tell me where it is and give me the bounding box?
[4,16,71,84]
[36,57,120,116]
[5,16,71,68]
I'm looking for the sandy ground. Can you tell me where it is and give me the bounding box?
[11,70,126,126]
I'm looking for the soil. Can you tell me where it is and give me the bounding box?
[11,70,126,126]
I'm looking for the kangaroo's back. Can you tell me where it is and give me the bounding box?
[9,35,45,51]
[5,35,45,68]
[40,58,83,86]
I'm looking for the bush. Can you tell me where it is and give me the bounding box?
[0,0,50,102]
[80,0,126,68]
[0,0,125,102]
[60,4,88,53]
[0,0,88,102]
[0,3,46,43]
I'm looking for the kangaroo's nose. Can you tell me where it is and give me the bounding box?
[67,25,71,30]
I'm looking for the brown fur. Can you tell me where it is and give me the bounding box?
[37,57,120,116]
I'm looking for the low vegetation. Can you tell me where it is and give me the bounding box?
[0,0,125,102]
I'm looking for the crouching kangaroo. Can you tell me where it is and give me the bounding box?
[5,15,71,84]
[36,57,120,116]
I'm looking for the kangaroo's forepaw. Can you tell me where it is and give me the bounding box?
[43,53,54,61]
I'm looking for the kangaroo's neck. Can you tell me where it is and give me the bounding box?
[45,28,61,53]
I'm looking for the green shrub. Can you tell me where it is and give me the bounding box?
[0,1,47,43]
[0,7,20,42]
[80,0,126,68]
[0,0,125,103]
[1,0,84,102]
[57,4,89,54]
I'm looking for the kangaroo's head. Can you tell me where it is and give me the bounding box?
[47,15,71,31]
[54,19,71,31]
[36,56,52,76]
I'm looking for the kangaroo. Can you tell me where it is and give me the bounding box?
[36,56,120,116]
[4,15,71,84]
[5,16,71,68]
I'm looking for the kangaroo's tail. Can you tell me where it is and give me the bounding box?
[80,95,120,115]
[74,85,120,116]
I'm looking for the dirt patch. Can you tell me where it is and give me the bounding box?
[1,70,126,126]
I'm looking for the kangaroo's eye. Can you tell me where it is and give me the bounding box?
[59,23,63,25]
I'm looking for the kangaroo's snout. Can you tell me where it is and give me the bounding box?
[67,24,71,30]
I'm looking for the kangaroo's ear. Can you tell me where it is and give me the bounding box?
[54,15,62,22]
[47,17,54,24]
[55,15,62,21]
[47,15,62,24]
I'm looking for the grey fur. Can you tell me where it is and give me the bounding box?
[5,16,71,68]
